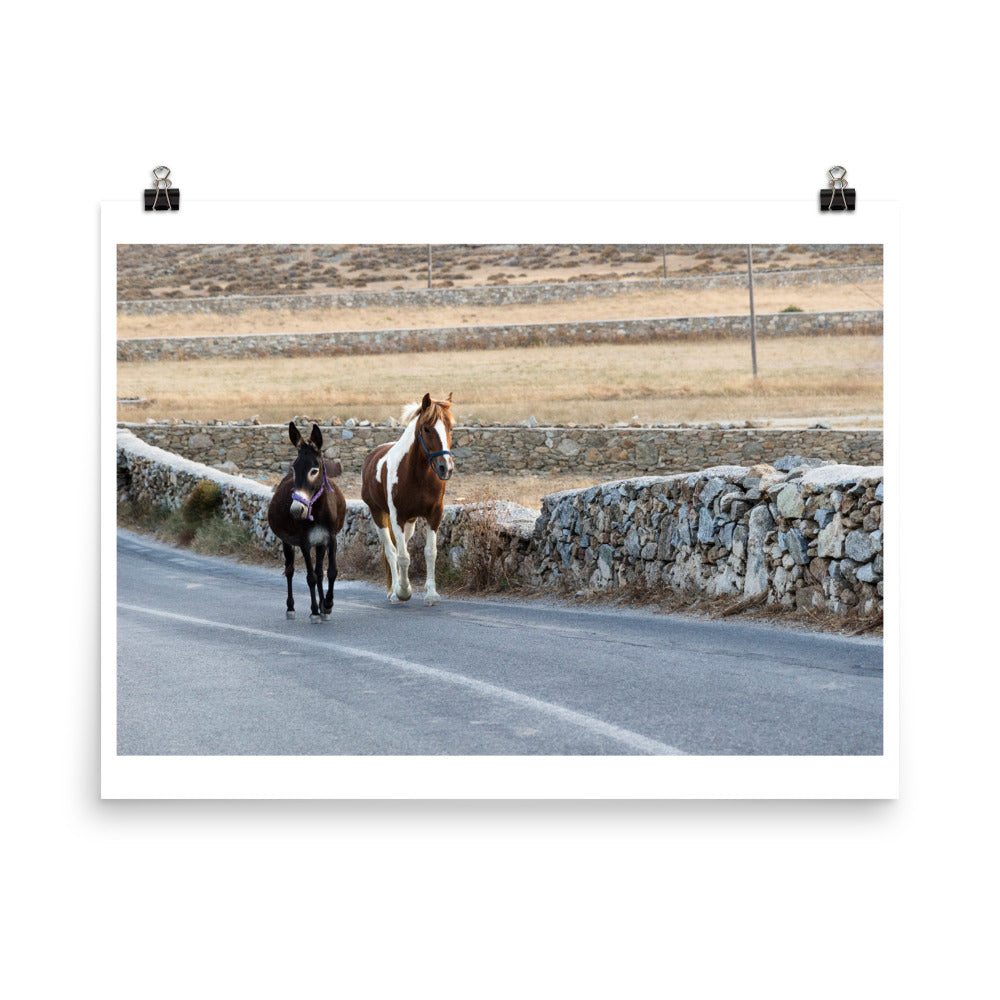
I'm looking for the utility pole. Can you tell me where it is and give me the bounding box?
[747,244,758,377]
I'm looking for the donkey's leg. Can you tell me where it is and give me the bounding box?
[322,536,338,619]
[301,544,322,622]
[283,543,296,619]
[423,528,442,605]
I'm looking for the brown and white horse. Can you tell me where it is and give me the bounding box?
[267,422,347,621]
[361,393,455,605]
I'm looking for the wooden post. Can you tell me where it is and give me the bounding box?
[427,245,432,289]
[747,244,758,377]
[662,245,667,279]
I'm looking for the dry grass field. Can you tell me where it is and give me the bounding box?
[116,244,883,511]
[117,281,883,340]
[117,335,882,428]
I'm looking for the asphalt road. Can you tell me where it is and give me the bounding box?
[116,530,883,756]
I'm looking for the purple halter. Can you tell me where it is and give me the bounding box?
[291,465,332,521]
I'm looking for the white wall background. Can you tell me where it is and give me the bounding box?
[2,2,993,997]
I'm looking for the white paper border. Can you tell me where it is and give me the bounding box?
[102,199,898,799]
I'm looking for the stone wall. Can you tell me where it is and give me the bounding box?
[116,431,883,616]
[117,430,278,551]
[116,429,536,567]
[529,460,884,615]
[122,421,883,482]
[117,265,883,316]
[117,308,882,362]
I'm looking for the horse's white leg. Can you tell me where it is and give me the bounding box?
[376,523,400,601]
[424,528,441,605]
[391,516,412,602]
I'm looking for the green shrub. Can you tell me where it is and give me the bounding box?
[182,480,223,525]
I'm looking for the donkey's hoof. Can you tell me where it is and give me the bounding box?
[309,613,321,623]
[286,610,296,620]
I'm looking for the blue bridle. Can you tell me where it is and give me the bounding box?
[418,425,452,480]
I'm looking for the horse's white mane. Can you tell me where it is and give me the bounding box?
[400,401,421,424]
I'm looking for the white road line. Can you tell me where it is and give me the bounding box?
[118,603,686,756]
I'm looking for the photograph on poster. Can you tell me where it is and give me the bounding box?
[103,205,894,798]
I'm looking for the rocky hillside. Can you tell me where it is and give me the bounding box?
[117,243,883,301]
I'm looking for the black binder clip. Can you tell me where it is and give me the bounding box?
[144,166,180,211]
[819,165,855,211]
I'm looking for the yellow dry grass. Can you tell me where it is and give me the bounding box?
[117,335,883,428]
[116,281,882,339]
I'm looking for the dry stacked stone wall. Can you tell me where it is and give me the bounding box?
[117,265,883,316]
[122,421,883,482]
[116,430,536,570]
[117,430,883,616]
[529,460,883,615]
[117,309,881,362]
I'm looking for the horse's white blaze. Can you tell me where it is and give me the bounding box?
[432,418,448,452]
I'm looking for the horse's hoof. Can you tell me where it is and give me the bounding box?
[321,612,331,621]
[309,614,321,623]
[424,593,440,606]
[388,592,399,603]
[396,587,412,602]
[286,610,296,620]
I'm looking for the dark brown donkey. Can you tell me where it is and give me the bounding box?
[267,422,347,621]
[361,393,455,605]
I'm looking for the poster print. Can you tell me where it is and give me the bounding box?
[102,201,898,799]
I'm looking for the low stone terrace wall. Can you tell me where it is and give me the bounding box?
[121,421,883,482]
[117,265,884,316]
[116,308,882,362]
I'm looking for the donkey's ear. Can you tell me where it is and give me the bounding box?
[288,422,302,447]
[421,392,432,411]
[310,423,324,450]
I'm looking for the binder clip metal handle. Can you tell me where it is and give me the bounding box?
[144,165,180,211]
[820,165,855,211]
